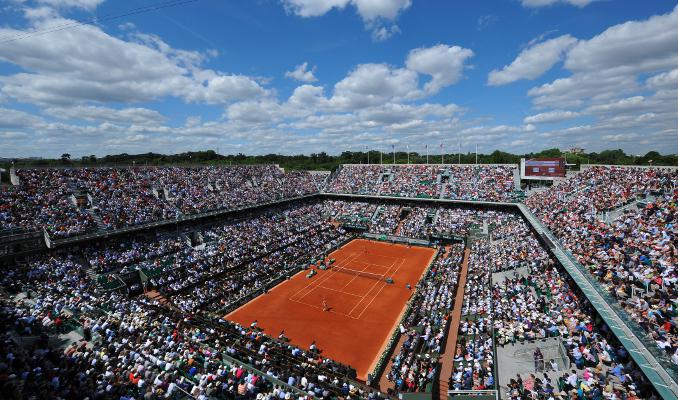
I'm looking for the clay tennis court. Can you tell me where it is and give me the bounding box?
[225,238,436,381]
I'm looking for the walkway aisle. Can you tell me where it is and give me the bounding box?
[377,333,408,392]
[145,290,172,307]
[393,208,407,236]
[437,247,470,400]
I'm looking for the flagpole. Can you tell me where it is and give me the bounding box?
[426,145,429,165]
[392,145,396,164]
[441,143,444,164]
[475,144,478,164]
[406,145,410,164]
[366,145,370,165]
[380,148,383,165]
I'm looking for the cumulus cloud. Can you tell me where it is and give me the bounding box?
[564,5,678,75]
[285,62,318,82]
[281,0,411,41]
[586,96,645,114]
[330,63,419,109]
[406,44,474,94]
[488,34,577,86]
[523,110,579,124]
[0,17,266,105]
[527,6,678,109]
[43,105,166,125]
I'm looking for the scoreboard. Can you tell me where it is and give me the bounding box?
[521,157,566,180]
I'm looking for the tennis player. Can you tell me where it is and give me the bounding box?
[322,296,328,311]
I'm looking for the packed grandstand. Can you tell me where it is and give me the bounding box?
[0,163,676,400]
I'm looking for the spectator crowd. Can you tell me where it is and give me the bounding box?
[0,164,672,400]
[1,166,324,238]
[526,167,677,368]
[325,164,520,202]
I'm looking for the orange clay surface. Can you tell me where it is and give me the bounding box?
[225,238,436,381]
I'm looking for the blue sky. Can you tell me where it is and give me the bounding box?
[1,0,677,157]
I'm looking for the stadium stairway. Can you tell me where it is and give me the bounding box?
[438,183,447,199]
[437,247,470,400]
[87,210,107,231]
[145,290,170,307]
[394,215,407,236]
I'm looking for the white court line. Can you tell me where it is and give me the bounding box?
[315,285,364,298]
[337,256,394,291]
[345,261,393,316]
[288,250,364,302]
[288,297,360,320]
[351,240,404,261]
[348,260,394,273]
[354,258,407,320]
[348,258,403,318]
[347,257,403,318]
[288,250,362,301]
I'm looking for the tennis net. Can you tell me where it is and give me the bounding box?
[330,265,388,282]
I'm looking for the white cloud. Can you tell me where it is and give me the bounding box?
[36,0,104,10]
[488,35,577,86]
[0,107,43,128]
[564,5,678,75]
[520,0,598,8]
[646,68,678,90]
[330,63,419,109]
[281,0,350,17]
[281,0,411,41]
[0,131,29,139]
[371,25,400,41]
[523,110,580,124]
[0,17,266,105]
[44,105,166,125]
[406,44,474,94]
[351,0,411,21]
[586,96,645,114]
[528,72,638,108]
[526,6,678,111]
[226,100,288,124]
[287,84,329,109]
[285,62,318,82]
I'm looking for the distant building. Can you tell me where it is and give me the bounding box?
[568,147,585,154]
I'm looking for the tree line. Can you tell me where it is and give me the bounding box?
[1,148,677,177]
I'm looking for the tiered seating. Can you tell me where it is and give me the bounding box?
[386,244,464,392]
[380,166,440,198]
[325,165,384,194]
[1,166,322,237]
[526,166,677,362]
[449,240,495,391]
[325,164,520,202]
[443,166,517,202]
